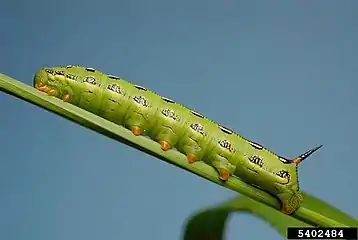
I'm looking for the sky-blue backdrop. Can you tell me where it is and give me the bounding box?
[1,1,357,239]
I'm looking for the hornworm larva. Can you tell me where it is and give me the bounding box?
[33,65,322,215]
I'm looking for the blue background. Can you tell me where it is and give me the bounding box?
[1,1,357,239]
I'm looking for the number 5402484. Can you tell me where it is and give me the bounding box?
[298,229,343,238]
[287,227,357,239]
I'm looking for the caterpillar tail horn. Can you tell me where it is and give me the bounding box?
[293,145,323,165]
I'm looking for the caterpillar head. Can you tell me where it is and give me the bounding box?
[33,65,80,97]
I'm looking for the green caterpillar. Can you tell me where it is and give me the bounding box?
[33,65,322,215]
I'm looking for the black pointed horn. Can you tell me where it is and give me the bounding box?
[293,145,323,165]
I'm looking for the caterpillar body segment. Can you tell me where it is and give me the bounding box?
[149,98,191,151]
[33,65,322,215]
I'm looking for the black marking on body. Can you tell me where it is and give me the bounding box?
[161,108,180,121]
[162,96,175,103]
[190,123,205,135]
[191,110,204,118]
[218,125,233,135]
[107,84,123,95]
[133,95,149,107]
[45,69,54,75]
[66,74,77,80]
[85,67,95,72]
[56,70,65,74]
[45,69,77,80]
[218,139,234,152]
[108,75,120,80]
[84,76,97,85]
[276,170,290,181]
[295,167,300,191]
[134,85,147,91]
[66,65,73,68]
[248,155,263,167]
[279,156,291,164]
[109,98,120,104]
[249,141,263,150]
[46,69,65,76]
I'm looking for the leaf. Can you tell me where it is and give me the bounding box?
[183,193,358,240]
[183,195,311,240]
